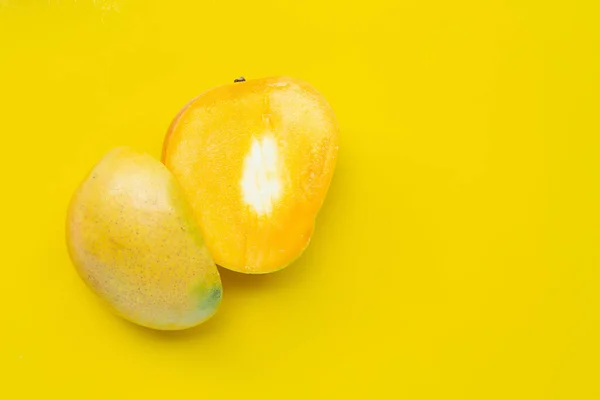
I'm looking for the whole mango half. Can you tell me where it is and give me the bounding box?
[162,76,339,273]
[66,147,222,330]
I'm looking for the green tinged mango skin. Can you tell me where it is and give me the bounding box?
[66,147,222,330]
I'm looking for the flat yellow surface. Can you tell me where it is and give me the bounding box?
[1,1,599,398]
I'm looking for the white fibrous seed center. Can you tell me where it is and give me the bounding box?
[240,136,282,215]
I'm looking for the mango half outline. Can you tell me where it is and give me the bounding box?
[162,76,339,274]
[66,147,222,330]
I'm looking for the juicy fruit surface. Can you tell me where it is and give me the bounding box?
[163,77,339,273]
[66,147,222,330]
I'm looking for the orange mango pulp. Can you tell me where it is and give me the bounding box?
[163,77,339,273]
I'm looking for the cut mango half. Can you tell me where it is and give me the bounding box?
[162,76,339,273]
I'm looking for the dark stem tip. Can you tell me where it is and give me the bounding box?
[234,76,246,83]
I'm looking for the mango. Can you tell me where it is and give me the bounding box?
[162,77,339,273]
[66,147,222,330]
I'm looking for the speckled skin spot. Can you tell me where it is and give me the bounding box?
[198,285,222,311]
[66,147,222,330]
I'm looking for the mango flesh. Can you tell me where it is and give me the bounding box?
[66,147,222,330]
[162,77,339,273]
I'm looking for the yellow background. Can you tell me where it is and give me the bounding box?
[1,1,599,398]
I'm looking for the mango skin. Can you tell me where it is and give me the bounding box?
[66,147,222,330]
[163,76,339,274]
